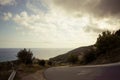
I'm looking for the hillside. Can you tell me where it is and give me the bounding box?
[50,30,120,65]
[50,46,120,65]
[91,48,120,64]
[50,45,96,64]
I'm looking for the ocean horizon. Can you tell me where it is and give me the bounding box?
[0,48,73,62]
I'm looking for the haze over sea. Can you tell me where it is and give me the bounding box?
[0,48,72,62]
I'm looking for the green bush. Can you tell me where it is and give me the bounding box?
[47,60,53,66]
[80,52,96,64]
[17,48,33,64]
[95,30,120,54]
[38,60,45,66]
[67,54,78,64]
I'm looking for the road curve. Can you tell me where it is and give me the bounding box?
[44,63,120,80]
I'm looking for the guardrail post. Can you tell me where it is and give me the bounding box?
[8,70,16,80]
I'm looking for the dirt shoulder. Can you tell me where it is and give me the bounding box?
[15,64,47,80]
[21,70,46,80]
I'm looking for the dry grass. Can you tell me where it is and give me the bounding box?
[15,64,47,80]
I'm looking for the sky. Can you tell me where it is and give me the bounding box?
[0,0,120,48]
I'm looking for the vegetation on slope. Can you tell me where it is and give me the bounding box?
[50,29,120,65]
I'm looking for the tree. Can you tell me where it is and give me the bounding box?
[17,48,33,64]
[47,60,52,66]
[38,60,45,66]
[67,54,78,64]
[95,30,120,55]
[96,31,113,53]
[115,29,120,36]
[81,52,96,64]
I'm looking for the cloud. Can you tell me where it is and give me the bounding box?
[49,0,120,18]
[26,1,40,14]
[84,25,106,33]
[13,11,45,29]
[3,12,12,21]
[45,0,120,34]
[48,0,98,16]
[0,0,16,6]
[7,0,120,48]
[84,17,120,33]
[26,0,48,14]
[97,0,120,17]
[12,10,97,46]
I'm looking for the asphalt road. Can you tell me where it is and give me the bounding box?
[44,63,120,80]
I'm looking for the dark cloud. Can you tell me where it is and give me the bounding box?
[97,0,120,17]
[52,0,97,14]
[52,0,120,17]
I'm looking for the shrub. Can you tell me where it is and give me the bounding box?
[17,48,33,64]
[81,53,96,64]
[47,60,52,66]
[95,30,120,54]
[67,54,78,64]
[38,60,45,66]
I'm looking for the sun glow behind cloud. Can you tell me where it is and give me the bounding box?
[0,0,120,48]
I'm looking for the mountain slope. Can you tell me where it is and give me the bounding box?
[50,46,120,65]
[50,45,96,63]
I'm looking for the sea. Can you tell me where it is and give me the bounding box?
[0,48,73,62]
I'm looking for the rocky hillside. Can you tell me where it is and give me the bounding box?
[50,46,120,65]
[50,45,96,63]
